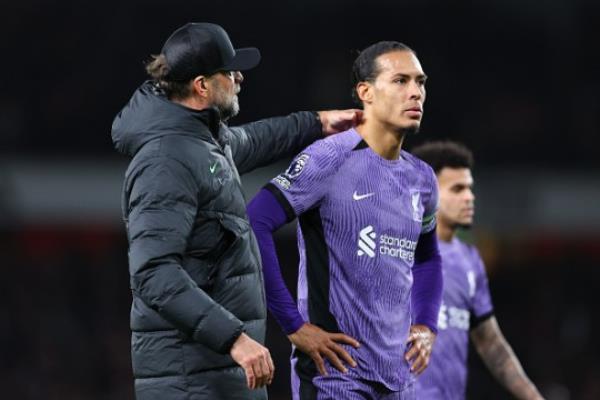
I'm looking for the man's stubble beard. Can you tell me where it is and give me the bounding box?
[217,94,239,121]
[451,222,472,231]
[440,213,472,233]
[213,80,240,121]
[401,123,420,136]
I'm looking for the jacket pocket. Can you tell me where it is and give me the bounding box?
[182,256,217,292]
[212,214,248,264]
[184,213,249,290]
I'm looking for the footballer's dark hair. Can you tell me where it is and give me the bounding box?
[411,141,474,174]
[351,41,414,106]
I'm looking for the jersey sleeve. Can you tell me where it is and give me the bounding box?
[421,166,439,234]
[247,188,306,334]
[470,247,494,320]
[267,139,340,220]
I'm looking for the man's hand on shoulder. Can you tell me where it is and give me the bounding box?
[288,322,360,376]
[318,109,363,136]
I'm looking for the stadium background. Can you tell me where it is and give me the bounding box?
[1,0,599,398]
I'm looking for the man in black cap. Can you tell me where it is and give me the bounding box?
[111,22,361,400]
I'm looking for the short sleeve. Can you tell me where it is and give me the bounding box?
[421,166,439,234]
[470,248,494,318]
[268,139,340,218]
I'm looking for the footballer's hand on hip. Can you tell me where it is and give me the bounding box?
[288,322,360,376]
[230,333,275,389]
[405,324,436,375]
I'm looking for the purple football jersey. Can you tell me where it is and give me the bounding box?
[416,237,494,399]
[269,129,438,391]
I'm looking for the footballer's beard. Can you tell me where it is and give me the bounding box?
[400,123,420,136]
[455,223,472,230]
[450,221,473,231]
[391,121,421,137]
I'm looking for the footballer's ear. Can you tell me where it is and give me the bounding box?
[356,81,373,104]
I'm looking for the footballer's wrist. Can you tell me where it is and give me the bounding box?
[414,321,437,335]
[284,315,307,336]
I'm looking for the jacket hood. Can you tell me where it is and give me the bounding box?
[111,81,221,156]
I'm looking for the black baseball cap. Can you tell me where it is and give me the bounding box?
[161,22,261,81]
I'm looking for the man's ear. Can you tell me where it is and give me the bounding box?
[356,81,373,105]
[191,75,209,98]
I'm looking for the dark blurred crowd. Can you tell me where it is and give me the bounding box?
[2,1,600,168]
[1,226,599,399]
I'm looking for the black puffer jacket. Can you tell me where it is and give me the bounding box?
[111,81,322,399]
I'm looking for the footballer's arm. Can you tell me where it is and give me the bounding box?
[405,228,443,375]
[247,187,360,375]
[470,316,544,400]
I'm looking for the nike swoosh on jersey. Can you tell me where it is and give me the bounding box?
[353,191,375,201]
